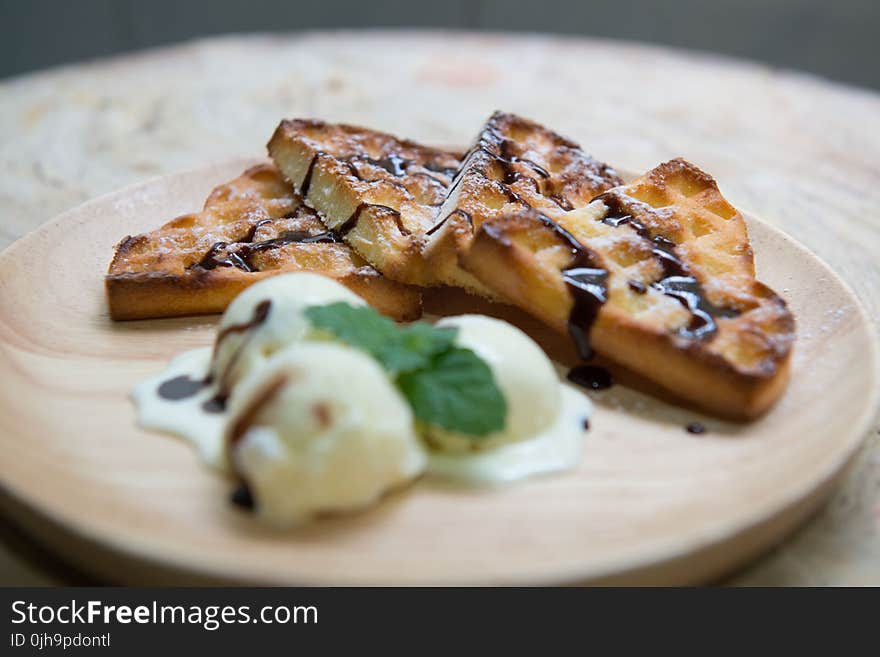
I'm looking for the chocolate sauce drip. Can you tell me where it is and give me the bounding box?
[497,138,515,159]
[601,213,637,230]
[426,208,472,236]
[337,204,366,235]
[518,175,541,195]
[595,192,633,222]
[214,300,272,352]
[343,161,360,178]
[452,141,550,193]
[289,230,339,244]
[201,396,226,414]
[239,231,337,269]
[654,276,739,340]
[300,151,324,197]
[156,305,274,405]
[567,365,614,390]
[228,374,289,451]
[193,230,338,272]
[210,300,273,400]
[526,211,610,360]
[157,375,206,401]
[550,194,574,211]
[409,170,450,191]
[422,161,459,179]
[338,203,406,236]
[516,157,550,179]
[194,242,250,271]
[595,192,739,340]
[563,268,608,360]
[443,164,468,198]
[362,153,409,177]
[599,200,649,238]
[499,140,550,178]
[686,422,706,435]
[295,150,454,244]
[488,141,551,189]
[652,234,676,250]
[628,279,647,294]
[650,235,688,278]
[343,154,457,186]
[502,185,527,205]
[242,218,273,243]
[230,484,255,510]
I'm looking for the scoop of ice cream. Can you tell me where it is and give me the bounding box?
[423,315,562,453]
[226,342,426,527]
[209,273,365,395]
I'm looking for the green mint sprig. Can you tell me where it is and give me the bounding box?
[304,302,506,437]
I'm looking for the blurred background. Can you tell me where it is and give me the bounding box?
[2,0,878,89]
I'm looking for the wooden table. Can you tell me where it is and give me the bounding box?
[1,32,878,585]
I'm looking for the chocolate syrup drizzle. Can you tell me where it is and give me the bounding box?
[350,152,457,182]
[300,151,324,196]
[157,375,205,400]
[192,229,339,272]
[595,192,740,340]
[194,145,459,274]
[230,484,255,510]
[425,137,568,236]
[194,229,339,273]
[337,203,409,236]
[308,150,458,193]
[207,299,273,410]
[426,209,472,236]
[297,148,464,240]
[518,210,610,361]
[567,365,614,390]
[155,300,274,414]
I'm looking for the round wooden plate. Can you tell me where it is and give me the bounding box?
[1,158,877,585]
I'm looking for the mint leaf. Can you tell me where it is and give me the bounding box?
[305,302,457,373]
[398,322,457,361]
[398,347,507,437]
[305,301,400,363]
[305,302,507,437]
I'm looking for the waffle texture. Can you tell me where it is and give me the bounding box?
[462,157,795,418]
[106,164,421,320]
[268,119,461,286]
[423,111,622,293]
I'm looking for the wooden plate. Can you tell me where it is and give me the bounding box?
[1,158,877,585]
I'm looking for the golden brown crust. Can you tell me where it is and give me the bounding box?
[461,159,795,419]
[106,164,422,321]
[424,111,622,292]
[267,119,461,286]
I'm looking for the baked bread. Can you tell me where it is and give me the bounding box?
[461,158,795,419]
[106,163,421,321]
[423,111,622,293]
[267,118,461,286]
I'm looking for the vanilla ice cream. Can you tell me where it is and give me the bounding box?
[420,315,591,485]
[227,342,426,526]
[134,273,592,524]
[210,272,365,394]
[423,315,563,452]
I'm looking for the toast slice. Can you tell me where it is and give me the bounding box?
[461,158,795,419]
[106,163,421,321]
[423,112,623,291]
[267,119,462,287]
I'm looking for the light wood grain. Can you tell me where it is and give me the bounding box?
[0,158,875,585]
[1,32,879,585]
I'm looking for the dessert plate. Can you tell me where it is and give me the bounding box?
[0,158,877,585]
